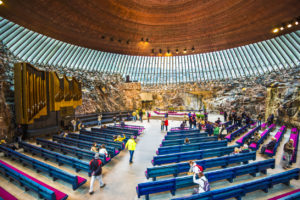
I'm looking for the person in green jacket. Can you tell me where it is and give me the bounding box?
[125,136,136,164]
[213,125,220,138]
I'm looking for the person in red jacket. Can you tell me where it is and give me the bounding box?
[164,118,169,131]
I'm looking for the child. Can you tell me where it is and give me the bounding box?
[99,144,109,158]
[192,171,210,194]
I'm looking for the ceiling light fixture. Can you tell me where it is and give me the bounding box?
[183,48,187,54]
[159,49,162,53]
[191,46,195,52]
[295,21,299,25]
[176,49,179,54]
[287,23,292,28]
[0,1,3,5]
[280,26,284,31]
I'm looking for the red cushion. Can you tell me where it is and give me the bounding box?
[106,157,111,162]
[77,176,87,185]
[268,188,300,200]
[265,149,273,154]
[249,143,257,149]
[0,186,17,200]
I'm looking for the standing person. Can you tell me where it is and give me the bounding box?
[219,124,227,140]
[147,112,151,123]
[165,118,169,131]
[192,115,197,129]
[16,125,23,142]
[257,114,262,126]
[213,125,220,139]
[113,115,117,126]
[71,118,77,132]
[224,111,228,122]
[125,136,136,164]
[161,119,165,131]
[189,115,193,129]
[98,114,102,127]
[127,112,131,121]
[119,112,122,122]
[139,110,143,122]
[89,153,105,195]
[282,139,294,169]
[132,111,137,122]
[192,171,210,194]
[90,142,98,153]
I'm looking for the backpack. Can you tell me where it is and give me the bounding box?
[201,178,210,192]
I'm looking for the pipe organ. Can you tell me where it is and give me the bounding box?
[14,63,82,124]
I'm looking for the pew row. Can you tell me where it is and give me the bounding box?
[171,168,300,200]
[152,145,238,165]
[157,140,227,155]
[249,124,275,150]
[264,126,287,157]
[164,133,208,140]
[146,151,256,180]
[0,160,68,200]
[225,124,250,142]
[289,128,298,163]
[53,135,119,156]
[268,188,300,200]
[236,125,261,145]
[36,138,111,163]
[137,159,275,200]
[0,145,86,190]
[167,129,201,135]
[19,142,90,173]
[67,133,124,150]
[161,136,218,147]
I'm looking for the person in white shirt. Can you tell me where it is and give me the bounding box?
[192,172,210,194]
[98,114,102,126]
[99,144,109,158]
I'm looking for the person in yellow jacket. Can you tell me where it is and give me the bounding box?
[114,134,126,142]
[125,136,136,164]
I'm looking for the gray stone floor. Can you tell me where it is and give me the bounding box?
[0,113,299,200]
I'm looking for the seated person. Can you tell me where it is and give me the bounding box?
[230,147,241,155]
[219,124,227,140]
[120,119,125,128]
[240,144,250,153]
[184,137,190,144]
[180,122,185,130]
[249,132,261,145]
[260,137,277,153]
[81,124,86,130]
[114,134,126,142]
[99,144,109,158]
[0,138,17,150]
[215,118,221,125]
[90,142,98,153]
[192,171,210,194]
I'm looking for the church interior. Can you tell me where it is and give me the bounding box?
[0,0,299,200]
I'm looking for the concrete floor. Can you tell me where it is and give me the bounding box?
[0,113,299,200]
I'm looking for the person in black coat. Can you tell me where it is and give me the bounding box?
[89,153,105,195]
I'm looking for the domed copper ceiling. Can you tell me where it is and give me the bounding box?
[0,0,299,56]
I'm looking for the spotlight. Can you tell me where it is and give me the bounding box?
[141,38,144,41]
[183,48,187,54]
[176,49,179,54]
[0,1,3,5]
[295,21,299,25]
[159,49,162,53]
[272,28,279,33]
[287,23,292,28]
[146,38,149,42]
[280,26,284,31]
[191,46,195,52]
[167,49,170,54]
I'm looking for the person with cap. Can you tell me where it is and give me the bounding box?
[125,136,136,164]
[89,153,105,195]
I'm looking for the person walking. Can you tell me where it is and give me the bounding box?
[164,118,169,131]
[161,119,165,131]
[147,112,151,123]
[89,153,105,195]
[257,114,262,126]
[282,139,294,169]
[224,111,228,122]
[125,136,136,164]
[139,110,143,122]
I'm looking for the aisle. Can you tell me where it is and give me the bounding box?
[89,119,181,200]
